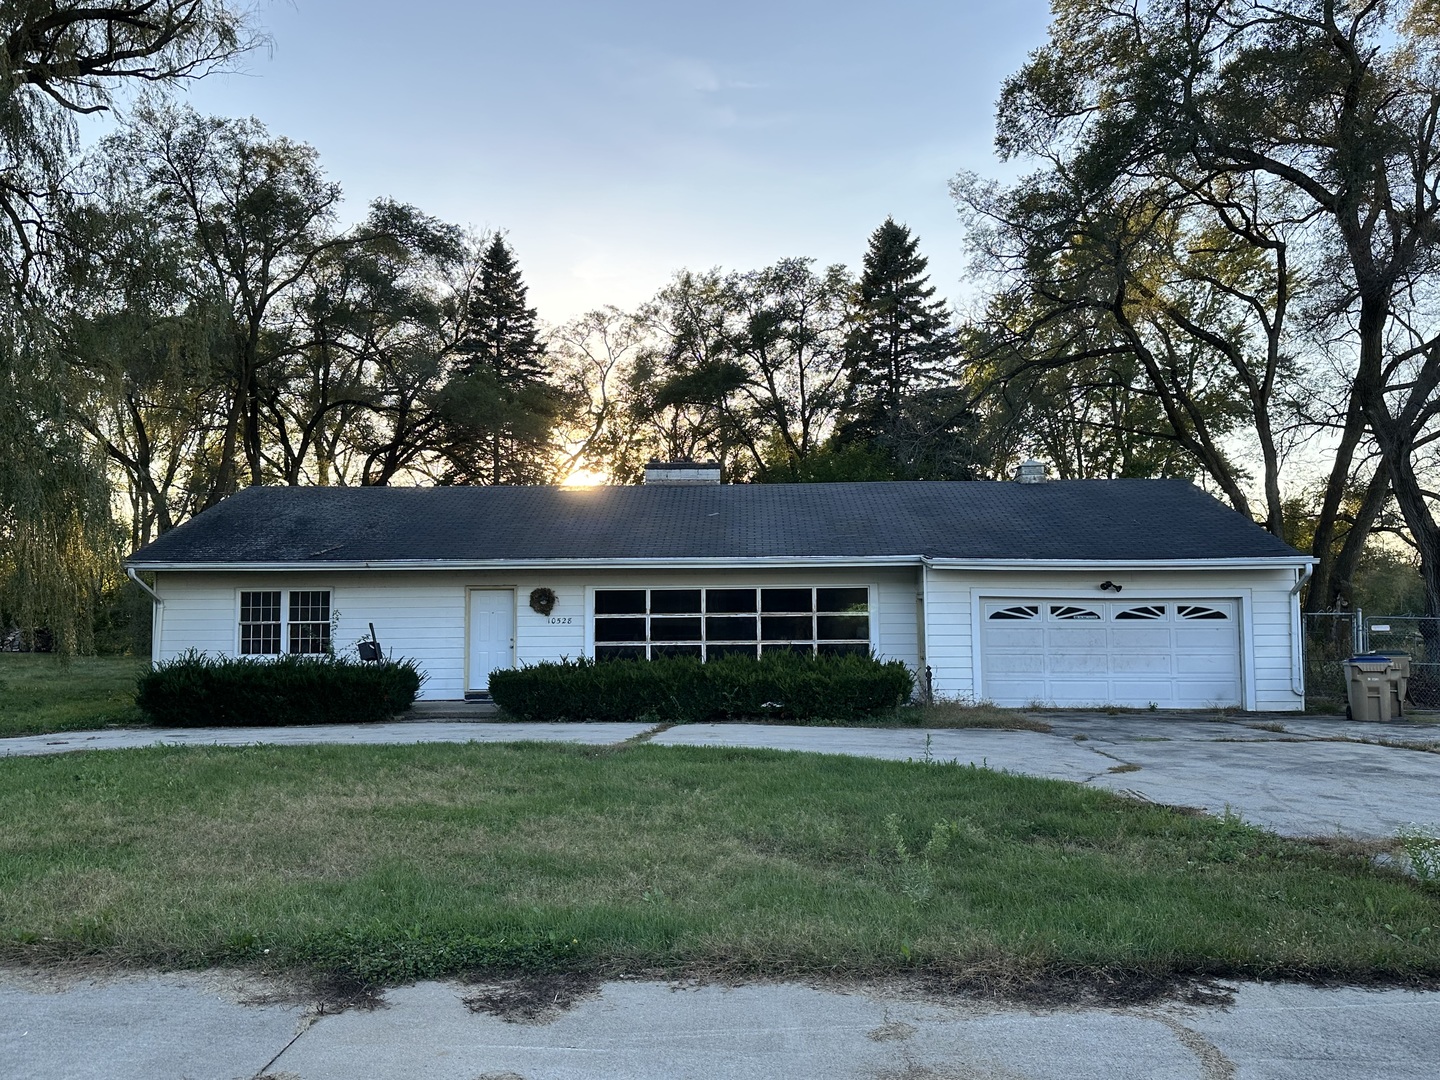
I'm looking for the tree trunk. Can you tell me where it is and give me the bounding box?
[1326,461,1390,612]
[1304,388,1370,613]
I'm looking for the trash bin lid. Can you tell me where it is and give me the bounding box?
[1346,654,1395,672]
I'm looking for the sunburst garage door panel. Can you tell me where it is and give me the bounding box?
[980,600,1241,709]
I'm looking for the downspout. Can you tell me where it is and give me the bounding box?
[126,567,163,666]
[920,557,933,702]
[1289,564,1313,698]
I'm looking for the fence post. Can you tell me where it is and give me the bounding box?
[1355,608,1364,655]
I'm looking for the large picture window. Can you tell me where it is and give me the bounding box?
[239,589,331,655]
[593,587,870,661]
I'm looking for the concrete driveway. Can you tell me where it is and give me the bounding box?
[654,712,1440,839]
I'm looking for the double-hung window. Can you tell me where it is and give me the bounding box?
[239,589,331,655]
[593,586,870,661]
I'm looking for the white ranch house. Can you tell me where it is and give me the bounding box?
[126,464,1313,712]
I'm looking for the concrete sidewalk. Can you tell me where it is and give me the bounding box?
[0,720,654,757]
[4,968,1438,1080]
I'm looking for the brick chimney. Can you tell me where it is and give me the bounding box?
[643,460,723,485]
[1015,458,1047,484]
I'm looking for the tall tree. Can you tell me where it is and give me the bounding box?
[626,268,740,472]
[839,218,955,446]
[547,307,648,484]
[0,2,255,650]
[438,235,565,484]
[102,106,350,503]
[636,259,851,479]
[954,173,1288,513]
[993,0,1440,619]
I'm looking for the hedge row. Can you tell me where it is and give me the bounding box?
[136,651,423,727]
[488,652,915,724]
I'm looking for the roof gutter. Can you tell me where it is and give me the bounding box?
[126,554,1315,573]
[124,555,930,572]
[921,556,1315,572]
[126,566,163,605]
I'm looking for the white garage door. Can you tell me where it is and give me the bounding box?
[980,598,1242,709]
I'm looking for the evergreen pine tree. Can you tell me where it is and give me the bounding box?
[839,218,956,446]
[440,235,564,484]
[464,235,548,383]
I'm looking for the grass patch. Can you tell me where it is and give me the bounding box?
[893,701,1052,732]
[0,655,147,738]
[2,741,1439,992]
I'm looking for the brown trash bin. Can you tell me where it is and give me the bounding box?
[1380,652,1411,705]
[1344,655,1405,721]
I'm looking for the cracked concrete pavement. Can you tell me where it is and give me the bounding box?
[651,712,1440,839]
[4,969,1439,1080]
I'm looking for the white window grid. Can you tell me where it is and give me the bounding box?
[238,589,332,655]
[593,586,871,661]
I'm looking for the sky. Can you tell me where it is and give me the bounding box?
[153,0,1056,323]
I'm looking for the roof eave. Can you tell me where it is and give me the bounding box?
[924,556,1314,570]
[126,554,1313,572]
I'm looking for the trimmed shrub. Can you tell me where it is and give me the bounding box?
[136,651,423,727]
[489,651,915,724]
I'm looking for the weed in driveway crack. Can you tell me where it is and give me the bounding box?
[623,721,675,746]
[1141,1011,1237,1080]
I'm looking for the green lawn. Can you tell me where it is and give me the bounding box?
[2,741,1437,990]
[0,654,147,737]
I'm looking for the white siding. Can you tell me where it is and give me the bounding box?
[155,572,475,700]
[153,563,1301,710]
[923,567,1303,712]
[153,567,921,701]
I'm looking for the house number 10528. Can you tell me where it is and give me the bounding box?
[547,616,573,625]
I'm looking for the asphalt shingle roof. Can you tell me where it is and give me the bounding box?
[127,480,1303,566]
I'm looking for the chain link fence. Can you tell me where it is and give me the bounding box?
[1302,612,1362,709]
[1303,611,1440,709]
[1361,616,1440,707]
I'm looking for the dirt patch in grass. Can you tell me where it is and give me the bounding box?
[1295,834,1402,861]
[896,702,1052,732]
[463,971,602,1022]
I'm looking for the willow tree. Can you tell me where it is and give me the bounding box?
[0,2,256,650]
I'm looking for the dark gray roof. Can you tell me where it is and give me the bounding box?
[127,481,1303,566]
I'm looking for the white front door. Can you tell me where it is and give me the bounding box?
[467,589,515,692]
[980,598,1243,709]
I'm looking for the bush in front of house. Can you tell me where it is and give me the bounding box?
[136,651,423,727]
[489,651,916,724]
